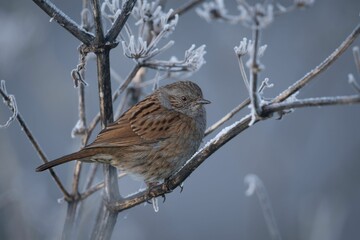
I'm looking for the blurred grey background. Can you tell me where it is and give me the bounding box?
[1,0,360,239]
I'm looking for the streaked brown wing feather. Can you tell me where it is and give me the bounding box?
[88,116,144,148]
[87,96,187,148]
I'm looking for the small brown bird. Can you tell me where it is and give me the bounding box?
[36,81,210,185]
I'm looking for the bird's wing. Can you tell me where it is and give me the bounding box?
[88,115,144,148]
[87,98,189,148]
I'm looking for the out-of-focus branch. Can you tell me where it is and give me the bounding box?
[170,0,205,19]
[80,173,127,201]
[32,0,94,45]
[119,64,142,93]
[244,174,282,240]
[274,23,360,103]
[0,81,71,200]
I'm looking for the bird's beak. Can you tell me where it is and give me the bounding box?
[197,98,211,105]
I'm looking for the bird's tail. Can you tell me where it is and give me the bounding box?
[36,149,94,172]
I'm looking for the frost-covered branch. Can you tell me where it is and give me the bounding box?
[0,80,71,200]
[105,0,137,42]
[32,0,94,45]
[141,44,206,72]
[205,98,250,136]
[171,0,205,18]
[248,25,263,123]
[263,95,360,114]
[0,81,18,128]
[107,19,360,214]
[273,23,360,103]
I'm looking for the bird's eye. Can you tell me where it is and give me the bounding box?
[181,96,187,101]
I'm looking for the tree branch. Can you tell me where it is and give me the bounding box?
[263,95,360,113]
[274,23,360,103]
[0,81,71,200]
[205,98,250,136]
[32,0,94,45]
[170,0,205,19]
[249,22,263,118]
[91,0,105,43]
[105,0,137,42]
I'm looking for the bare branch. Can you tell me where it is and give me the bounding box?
[32,0,94,45]
[91,0,105,43]
[119,64,142,93]
[274,23,360,103]
[0,81,71,200]
[205,98,250,136]
[249,24,263,120]
[263,95,360,113]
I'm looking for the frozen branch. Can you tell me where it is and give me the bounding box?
[249,25,263,123]
[0,80,71,200]
[273,23,360,103]
[0,81,18,128]
[105,0,137,42]
[32,0,94,45]
[263,95,360,114]
[205,98,250,136]
[142,44,206,72]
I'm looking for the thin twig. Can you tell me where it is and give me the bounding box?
[205,98,250,136]
[105,0,137,42]
[274,23,360,103]
[119,64,142,92]
[0,82,71,200]
[249,23,262,117]
[352,46,360,76]
[72,83,88,194]
[170,0,205,19]
[238,56,249,90]
[32,0,94,45]
[244,174,282,240]
[263,95,360,113]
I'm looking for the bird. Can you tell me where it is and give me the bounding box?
[36,81,210,186]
